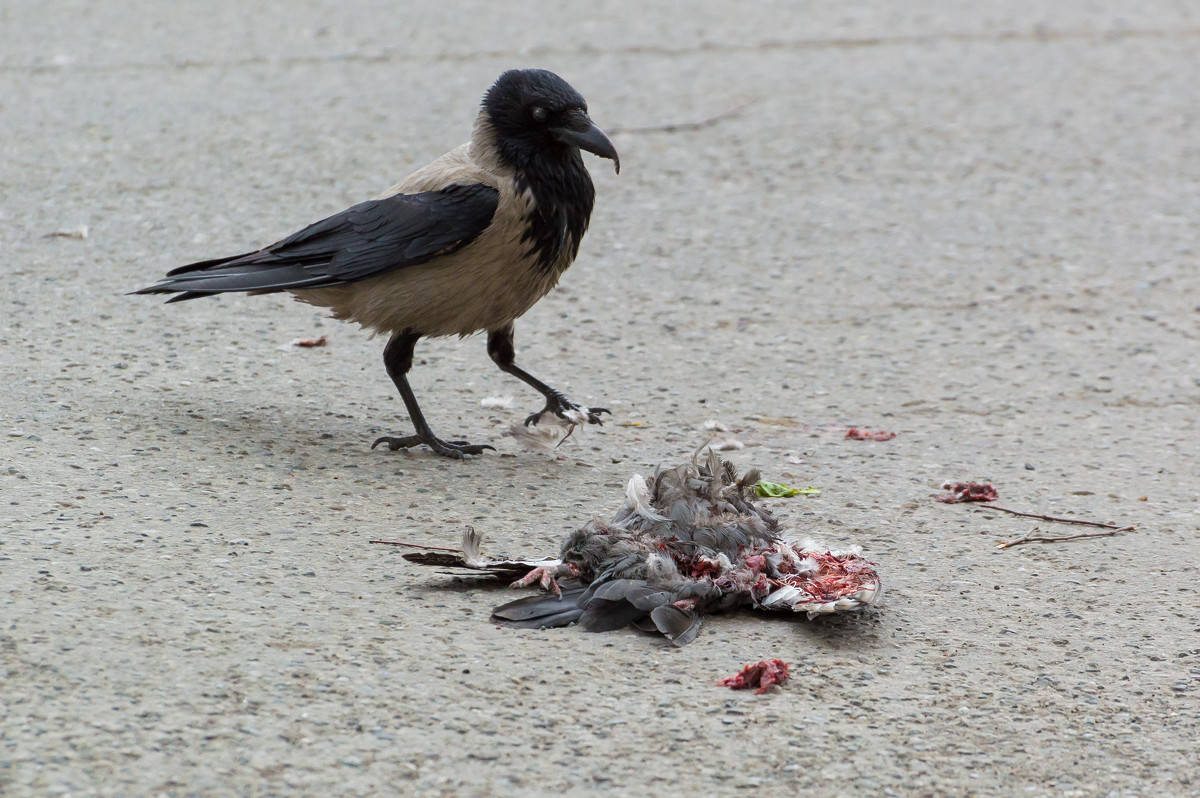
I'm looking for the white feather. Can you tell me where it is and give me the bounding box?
[461,527,485,565]
[645,552,681,581]
[560,407,590,426]
[760,585,802,607]
[460,528,560,570]
[792,537,863,559]
[625,474,668,522]
[505,421,569,451]
[708,435,744,451]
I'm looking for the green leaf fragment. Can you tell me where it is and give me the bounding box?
[755,481,820,498]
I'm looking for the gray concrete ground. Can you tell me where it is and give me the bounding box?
[3,1,1199,795]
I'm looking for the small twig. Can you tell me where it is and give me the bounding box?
[607,101,755,135]
[976,505,1128,530]
[997,525,1134,549]
[369,539,462,552]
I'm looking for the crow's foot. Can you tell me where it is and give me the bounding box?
[524,391,610,427]
[510,562,581,597]
[370,434,495,459]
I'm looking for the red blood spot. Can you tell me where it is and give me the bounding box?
[935,482,998,503]
[845,428,896,441]
[718,659,790,694]
[689,557,723,579]
[293,335,328,347]
[777,550,877,603]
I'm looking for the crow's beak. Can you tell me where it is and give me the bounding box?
[552,110,620,174]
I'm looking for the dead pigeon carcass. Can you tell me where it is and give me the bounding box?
[400,449,882,646]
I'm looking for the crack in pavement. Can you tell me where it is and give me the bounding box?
[6,25,1200,75]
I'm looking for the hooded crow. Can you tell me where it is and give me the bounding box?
[134,69,619,458]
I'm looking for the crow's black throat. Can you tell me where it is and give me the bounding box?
[513,150,595,275]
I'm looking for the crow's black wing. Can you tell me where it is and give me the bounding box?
[135,183,499,301]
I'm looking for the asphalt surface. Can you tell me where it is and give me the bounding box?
[3,2,1199,796]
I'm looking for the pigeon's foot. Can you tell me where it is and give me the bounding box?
[510,562,581,597]
[371,433,495,459]
[524,391,609,427]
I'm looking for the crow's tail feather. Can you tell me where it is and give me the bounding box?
[132,252,340,302]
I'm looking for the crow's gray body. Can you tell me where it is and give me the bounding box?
[293,137,563,339]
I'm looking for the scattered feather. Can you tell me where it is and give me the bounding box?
[44,225,89,240]
[747,416,800,427]
[559,406,590,427]
[480,395,514,409]
[505,421,570,451]
[503,408,591,450]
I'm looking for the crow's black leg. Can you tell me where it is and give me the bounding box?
[371,330,494,459]
[486,324,609,427]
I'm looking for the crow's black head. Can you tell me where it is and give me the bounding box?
[482,69,619,174]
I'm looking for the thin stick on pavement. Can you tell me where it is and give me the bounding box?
[997,525,1134,549]
[976,505,1131,530]
[370,540,462,552]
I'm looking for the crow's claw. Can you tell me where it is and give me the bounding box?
[524,392,610,427]
[371,434,495,459]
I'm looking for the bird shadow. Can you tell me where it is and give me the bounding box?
[404,571,532,597]
[398,570,888,651]
[695,607,889,652]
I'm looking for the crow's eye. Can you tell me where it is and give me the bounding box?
[531,106,548,123]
